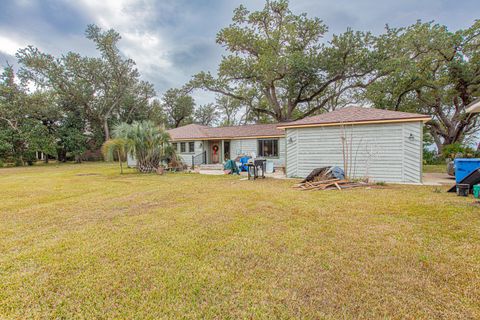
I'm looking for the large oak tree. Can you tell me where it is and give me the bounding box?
[16,24,155,141]
[162,88,195,128]
[190,0,383,122]
[366,21,480,151]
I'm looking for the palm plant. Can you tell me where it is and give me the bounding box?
[102,138,127,174]
[103,121,174,173]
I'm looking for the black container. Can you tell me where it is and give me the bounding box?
[456,184,470,197]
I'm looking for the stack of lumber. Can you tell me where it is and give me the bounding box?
[292,178,368,191]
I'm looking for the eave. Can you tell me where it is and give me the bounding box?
[170,134,285,142]
[277,117,431,129]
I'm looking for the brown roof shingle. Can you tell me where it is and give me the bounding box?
[167,107,430,140]
[278,106,430,128]
[167,123,284,141]
[167,124,210,140]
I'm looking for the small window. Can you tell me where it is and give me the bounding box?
[258,139,278,157]
[172,143,177,151]
[189,142,195,153]
[180,142,186,153]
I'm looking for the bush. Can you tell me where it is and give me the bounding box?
[81,149,103,161]
[442,143,475,159]
[423,148,444,165]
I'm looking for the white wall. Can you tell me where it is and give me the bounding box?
[286,122,423,183]
[127,153,137,167]
[230,137,286,166]
[176,140,204,167]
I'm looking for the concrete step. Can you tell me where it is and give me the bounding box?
[199,164,223,170]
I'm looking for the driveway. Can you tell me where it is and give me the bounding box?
[423,172,456,186]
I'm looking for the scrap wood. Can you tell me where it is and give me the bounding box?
[293,179,368,191]
[292,178,340,188]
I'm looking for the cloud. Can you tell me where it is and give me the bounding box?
[0,35,25,56]
[0,0,478,106]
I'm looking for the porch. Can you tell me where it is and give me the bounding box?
[189,139,231,167]
[173,135,285,171]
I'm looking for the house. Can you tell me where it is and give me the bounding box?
[167,122,286,168]
[128,106,430,183]
[466,99,480,113]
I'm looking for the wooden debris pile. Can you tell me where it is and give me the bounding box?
[292,178,369,191]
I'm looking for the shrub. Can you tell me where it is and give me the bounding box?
[442,143,475,159]
[423,148,443,165]
[104,121,175,173]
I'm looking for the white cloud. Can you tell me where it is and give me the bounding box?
[2,0,478,104]
[75,0,181,93]
[0,35,25,56]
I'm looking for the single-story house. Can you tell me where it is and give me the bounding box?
[166,122,286,168]
[466,99,480,113]
[128,107,430,183]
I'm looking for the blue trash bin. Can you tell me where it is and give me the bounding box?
[454,158,480,183]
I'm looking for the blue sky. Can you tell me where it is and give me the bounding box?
[0,0,478,104]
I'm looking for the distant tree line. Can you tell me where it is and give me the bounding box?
[1,0,478,166]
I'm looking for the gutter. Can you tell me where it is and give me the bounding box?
[277,117,431,129]
[170,134,285,142]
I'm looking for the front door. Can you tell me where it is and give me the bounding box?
[211,142,220,164]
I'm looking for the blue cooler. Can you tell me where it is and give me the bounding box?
[454,158,480,183]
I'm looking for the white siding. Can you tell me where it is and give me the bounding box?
[177,140,204,167]
[230,137,286,166]
[285,122,423,183]
[127,153,137,167]
[402,122,422,183]
[286,130,298,177]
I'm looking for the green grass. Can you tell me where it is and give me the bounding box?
[1,163,479,319]
[423,164,446,173]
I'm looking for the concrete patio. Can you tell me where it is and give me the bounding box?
[422,172,456,186]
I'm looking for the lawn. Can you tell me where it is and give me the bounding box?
[423,164,447,173]
[0,163,479,319]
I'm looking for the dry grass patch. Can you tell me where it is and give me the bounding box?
[423,164,447,173]
[0,163,479,319]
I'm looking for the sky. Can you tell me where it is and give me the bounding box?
[0,0,478,104]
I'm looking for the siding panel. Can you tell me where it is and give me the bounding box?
[230,137,286,166]
[286,129,298,177]
[286,122,423,183]
[177,140,204,166]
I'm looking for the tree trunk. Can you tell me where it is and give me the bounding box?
[117,150,123,174]
[430,131,444,154]
[103,119,110,141]
[427,121,467,155]
[136,158,159,173]
[137,162,154,173]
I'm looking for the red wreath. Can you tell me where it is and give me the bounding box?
[212,145,219,155]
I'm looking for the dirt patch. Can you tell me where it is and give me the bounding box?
[469,200,480,207]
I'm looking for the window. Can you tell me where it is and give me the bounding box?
[172,143,177,151]
[180,142,186,153]
[189,142,195,153]
[258,139,278,157]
